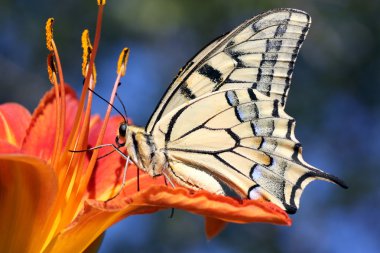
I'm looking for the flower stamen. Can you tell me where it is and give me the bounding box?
[59,2,107,225]
[65,3,104,156]
[47,52,61,167]
[78,47,129,202]
[45,18,66,169]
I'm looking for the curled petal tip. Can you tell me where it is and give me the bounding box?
[205,217,227,240]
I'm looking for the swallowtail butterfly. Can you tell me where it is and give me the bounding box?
[116,8,347,214]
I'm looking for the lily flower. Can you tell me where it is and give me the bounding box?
[0,1,290,252]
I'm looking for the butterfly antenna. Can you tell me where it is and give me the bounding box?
[116,92,128,122]
[87,86,127,123]
[70,143,129,160]
[116,82,128,123]
[70,144,117,160]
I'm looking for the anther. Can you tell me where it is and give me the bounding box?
[97,0,106,6]
[81,29,97,82]
[47,53,57,84]
[45,18,55,51]
[117,48,130,77]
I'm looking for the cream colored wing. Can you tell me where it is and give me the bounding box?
[146,8,311,133]
[152,89,347,213]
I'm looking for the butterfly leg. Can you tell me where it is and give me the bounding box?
[166,161,225,195]
[162,171,176,188]
[106,156,131,202]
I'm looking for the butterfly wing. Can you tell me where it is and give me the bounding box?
[145,8,346,213]
[152,89,346,213]
[146,8,311,133]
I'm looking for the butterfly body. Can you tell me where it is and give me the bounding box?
[119,8,347,214]
[122,125,166,177]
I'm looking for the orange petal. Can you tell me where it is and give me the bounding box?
[88,159,167,201]
[0,140,21,154]
[45,199,161,252]
[87,115,126,199]
[0,103,31,147]
[90,185,289,242]
[21,85,78,160]
[0,154,58,252]
[130,186,291,225]
[47,184,289,251]
[88,173,289,231]
[88,115,122,148]
[86,147,126,200]
[204,217,227,240]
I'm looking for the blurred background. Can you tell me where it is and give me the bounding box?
[1,0,379,252]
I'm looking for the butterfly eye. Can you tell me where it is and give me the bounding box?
[118,122,127,137]
[116,122,127,147]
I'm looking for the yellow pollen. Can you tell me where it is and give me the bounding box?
[45,18,55,51]
[97,0,106,5]
[81,29,93,77]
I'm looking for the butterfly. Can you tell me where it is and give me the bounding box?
[115,8,347,214]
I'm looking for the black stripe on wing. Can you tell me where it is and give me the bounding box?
[146,9,311,133]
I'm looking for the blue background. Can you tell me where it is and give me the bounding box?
[1,1,379,252]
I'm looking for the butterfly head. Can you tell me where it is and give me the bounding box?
[115,121,155,173]
[115,121,128,147]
